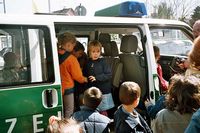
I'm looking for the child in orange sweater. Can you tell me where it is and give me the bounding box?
[58,32,87,118]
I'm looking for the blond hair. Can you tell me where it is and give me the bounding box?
[47,116,81,133]
[88,40,102,57]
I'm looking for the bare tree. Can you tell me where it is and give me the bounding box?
[151,0,196,21]
[158,2,173,19]
[151,1,174,19]
[170,0,196,20]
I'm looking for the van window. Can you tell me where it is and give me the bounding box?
[150,28,193,56]
[0,25,54,87]
[56,25,144,55]
[76,36,89,52]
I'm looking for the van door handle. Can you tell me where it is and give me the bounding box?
[42,89,58,108]
[46,89,53,107]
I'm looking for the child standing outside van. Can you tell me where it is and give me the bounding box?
[58,32,87,118]
[47,116,81,133]
[72,87,111,133]
[84,40,114,115]
[114,81,152,133]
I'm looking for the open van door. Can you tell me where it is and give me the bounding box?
[0,16,62,133]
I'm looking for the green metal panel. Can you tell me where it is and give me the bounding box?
[0,85,62,133]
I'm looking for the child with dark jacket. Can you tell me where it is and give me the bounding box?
[72,87,111,133]
[114,81,152,133]
[84,40,114,114]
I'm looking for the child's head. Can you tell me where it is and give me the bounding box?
[72,41,85,58]
[168,74,183,91]
[166,75,200,114]
[188,36,200,70]
[83,87,102,110]
[47,116,81,133]
[88,40,102,60]
[153,46,160,62]
[57,32,76,52]
[119,81,141,107]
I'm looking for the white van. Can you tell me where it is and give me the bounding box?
[0,14,193,132]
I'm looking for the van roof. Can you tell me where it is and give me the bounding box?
[0,14,191,29]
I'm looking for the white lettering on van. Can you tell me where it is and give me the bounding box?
[5,118,17,133]
[57,111,61,118]
[33,114,44,133]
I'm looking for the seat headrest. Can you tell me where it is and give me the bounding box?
[120,35,138,53]
[99,33,111,45]
[99,33,111,56]
[111,41,119,57]
[102,42,112,56]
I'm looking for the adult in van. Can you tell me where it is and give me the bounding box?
[57,32,88,118]
[193,20,200,39]
[152,75,200,133]
[2,52,22,82]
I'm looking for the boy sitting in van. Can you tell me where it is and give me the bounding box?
[72,87,111,133]
[114,81,152,133]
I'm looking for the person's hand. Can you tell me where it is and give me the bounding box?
[177,59,189,70]
[144,98,152,108]
[183,59,189,69]
[88,76,96,82]
[178,63,185,70]
[84,77,88,83]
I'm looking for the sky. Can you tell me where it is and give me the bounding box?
[0,0,199,17]
[0,0,158,16]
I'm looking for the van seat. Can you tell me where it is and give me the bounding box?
[98,33,123,88]
[119,35,147,98]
